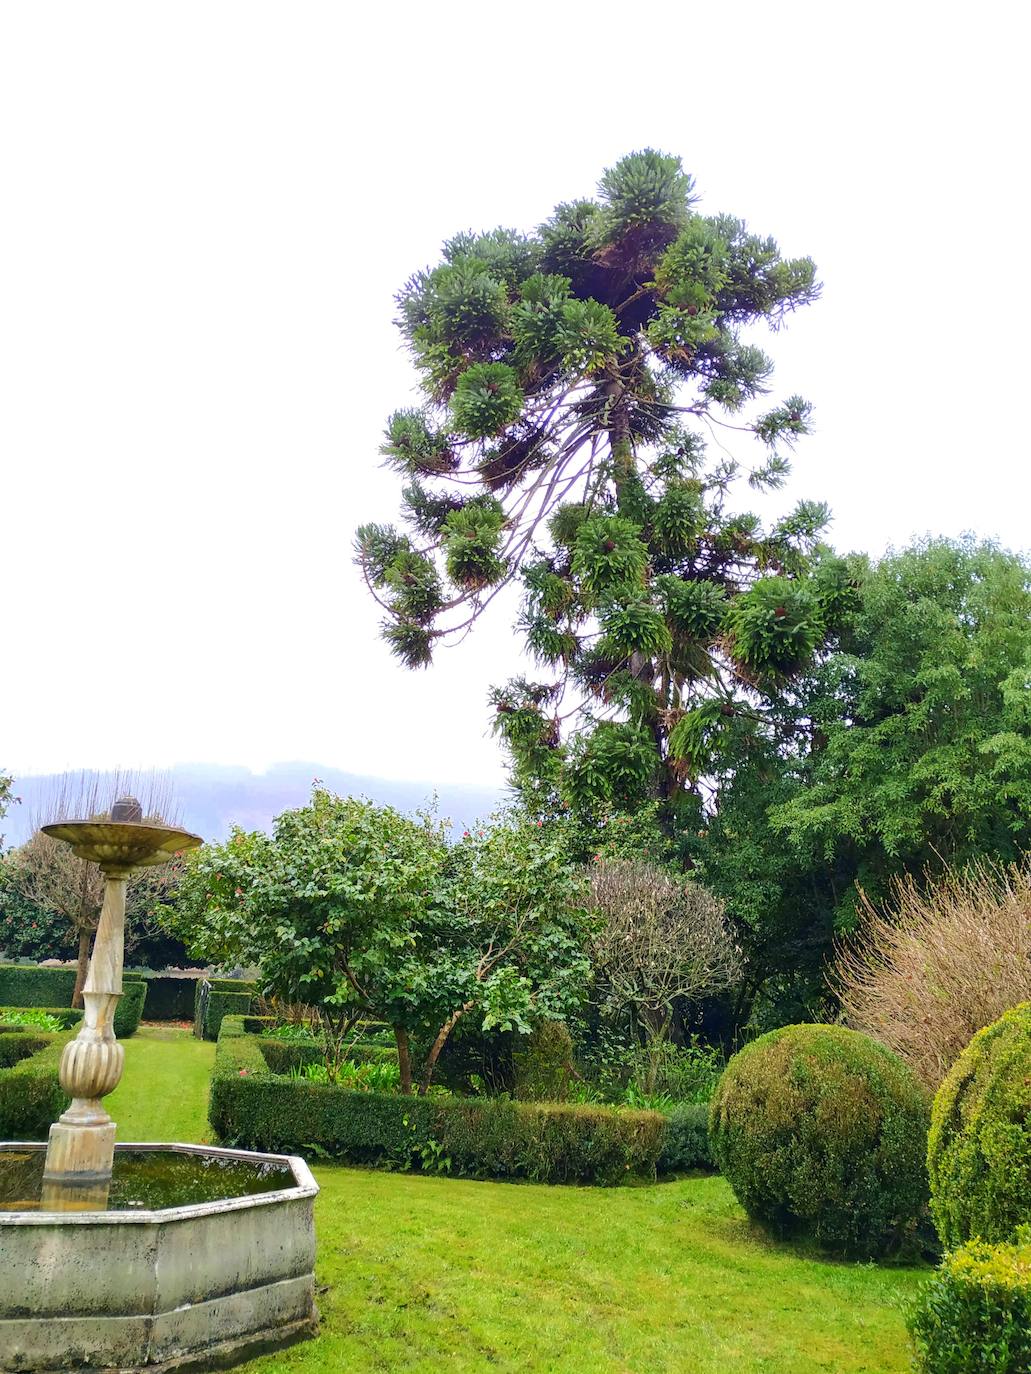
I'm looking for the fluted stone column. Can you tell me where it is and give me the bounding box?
[42,873,129,1186]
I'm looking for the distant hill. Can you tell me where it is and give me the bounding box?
[3,762,505,847]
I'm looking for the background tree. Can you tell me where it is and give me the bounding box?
[0,770,13,848]
[695,537,1031,1032]
[590,858,740,1092]
[356,149,842,840]
[2,771,185,1002]
[171,793,592,1093]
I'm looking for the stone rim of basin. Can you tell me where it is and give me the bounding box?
[0,1141,318,1224]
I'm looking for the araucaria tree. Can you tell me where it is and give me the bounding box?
[357,150,843,829]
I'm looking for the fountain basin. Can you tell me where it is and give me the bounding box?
[0,1142,319,1373]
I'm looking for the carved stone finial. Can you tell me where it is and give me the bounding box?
[111,796,144,823]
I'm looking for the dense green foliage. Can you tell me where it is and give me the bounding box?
[0,1029,68,1137]
[172,792,591,1092]
[357,150,835,838]
[929,1002,1031,1249]
[696,538,1031,1026]
[908,1235,1031,1374]
[512,1020,574,1101]
[657,1102,713,1172]
[210,1017,664,1185]
[710,1023,929,1255]
[0,1006,80,1031]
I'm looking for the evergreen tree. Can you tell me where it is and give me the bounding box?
[357,151,840,832]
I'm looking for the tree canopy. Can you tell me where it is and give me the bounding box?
[357,150,843,834]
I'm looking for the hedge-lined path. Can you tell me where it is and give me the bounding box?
[98,1029,926,1374]
[105,1026,214,1142]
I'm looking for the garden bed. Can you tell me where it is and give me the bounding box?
[210,1016,666,1185]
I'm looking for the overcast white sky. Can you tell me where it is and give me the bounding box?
[2,1,1028,787]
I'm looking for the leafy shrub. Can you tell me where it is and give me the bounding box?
[836,863,1031,1090]
[0,1006,81,1032]
[211,1017,664,1186]
[0,1030,68,1137]
[658,1103,713,1172]
[263,1021,318,1042]
[513,1021,573,1101]
[709,1023,930,1256]
[0,1008,65,1032]
[290,1058,401,1093]
[908,1234,1031,1374]
[929,1001,1031,1248]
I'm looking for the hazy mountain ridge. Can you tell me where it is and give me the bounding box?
[4,762,505,847]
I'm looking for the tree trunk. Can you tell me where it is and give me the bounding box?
[419,1001,475,1096]
[394,1026,413,1095]
[72,926,93,1008]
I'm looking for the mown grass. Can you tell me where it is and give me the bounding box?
[104,1024,215,1141]
[118,1028,926,1373]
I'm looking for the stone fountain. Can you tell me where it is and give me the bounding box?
[0,799,319,1373]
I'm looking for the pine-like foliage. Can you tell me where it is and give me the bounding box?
[357,150,838,827]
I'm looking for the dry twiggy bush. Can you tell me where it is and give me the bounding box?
[591,860,740,1091]
[834,862,1031,1091]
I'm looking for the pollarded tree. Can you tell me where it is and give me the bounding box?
[357,150,846,830]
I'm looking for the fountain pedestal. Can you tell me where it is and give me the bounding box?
[38,807,202,1202]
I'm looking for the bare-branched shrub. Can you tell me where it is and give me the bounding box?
[834,862,1031,1091]
[591,859,740,1092]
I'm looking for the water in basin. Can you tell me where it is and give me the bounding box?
[0,1148,295,1212]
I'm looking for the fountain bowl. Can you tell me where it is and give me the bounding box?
[0,1142,319,1373]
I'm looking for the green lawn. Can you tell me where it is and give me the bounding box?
[114,1029,926,1373]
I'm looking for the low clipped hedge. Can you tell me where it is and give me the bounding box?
[929,1001,1031,1250]
[194,978,257,1041]
[658,1103,713,1173]
[710,1023,930,1256]
[0,963,146,1036]
[0,963,77,1008]
[0,1030,69,1138]
[908,1235,1031,1373]
[258,1037,397,1076]
[211,1017,665,1185]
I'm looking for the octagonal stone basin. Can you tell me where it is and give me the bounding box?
[0,1142,319,1373]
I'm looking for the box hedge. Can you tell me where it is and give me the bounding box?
[194,978,257,1041]
[0,963,77,1008]
[0,964,145,1036]
[210,1017,665,1186]
[658,1103,713,1173]
[929,1001,1031,1249]
[710,1023,930,1257]
[908,1235,1031,1373]
[0,1030,69,1138]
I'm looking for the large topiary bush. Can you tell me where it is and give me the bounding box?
[709,1023,929,1256]
[929,1001,1031,1249]
[908,1234,1031,1374]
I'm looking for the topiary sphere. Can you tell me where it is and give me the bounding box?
[929,1001,1031,1250]
[709,1023,930,1256]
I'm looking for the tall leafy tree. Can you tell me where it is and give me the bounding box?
[696,537,1031,1030]
[357,150,841,832]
